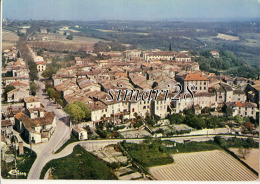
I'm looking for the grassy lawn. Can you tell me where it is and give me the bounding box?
[1,147,37,179]
[40,145,117,179]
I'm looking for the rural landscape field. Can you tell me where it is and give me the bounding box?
[150,150,258,181]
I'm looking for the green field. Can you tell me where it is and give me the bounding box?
[40,145,117,179]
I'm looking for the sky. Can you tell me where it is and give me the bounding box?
[3,0,260,21]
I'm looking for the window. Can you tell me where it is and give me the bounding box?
[200,87,202,90]
[204,87,206,90]
[252,111,254,115]
[157,107,159,110]
[143,106,146,109]
[204,82,206,85]
[245,112,247,115]
[132,108,135,112]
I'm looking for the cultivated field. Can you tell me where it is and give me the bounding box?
[28,33,105,52]
[2,30,19,50]
[230,148,259,173]
[216,33,240,41]
[149,150,258,181]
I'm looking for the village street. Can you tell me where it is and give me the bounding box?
[27,74,71,179]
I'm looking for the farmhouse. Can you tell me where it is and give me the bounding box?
[210,51,220,58]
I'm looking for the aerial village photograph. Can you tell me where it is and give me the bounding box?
[0,0,259,183]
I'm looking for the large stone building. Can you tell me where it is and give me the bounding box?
[177,72,209,93]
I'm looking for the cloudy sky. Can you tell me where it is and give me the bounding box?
[3,0,260,21]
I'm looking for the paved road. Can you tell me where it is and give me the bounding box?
[27,75,71,179]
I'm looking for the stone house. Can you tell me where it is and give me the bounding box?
[72,126,88,140]
[176,72,209,93]
[225,102,258,119]
[7,88,30,103]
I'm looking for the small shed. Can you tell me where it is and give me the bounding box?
[72,126,88,140]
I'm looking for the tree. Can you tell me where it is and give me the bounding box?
[235,115,243,124]
[2,55,6,67]
[44,80,53,91]
[238,146,251,159]
[42,67,57,79]
[52,91,61,102]
[244,122,255,131]
[47,88,55,99]
[214,136,223,145]
[64,104,85,123]
[169,44,172,51]
[73,101,91,121]
[168,114,184,124]
[225,107,233,117]
[66,35,73,40]
[145,115,156,126]
[17,51,21,58]
[30,82,39,96]
[57,99,64,107]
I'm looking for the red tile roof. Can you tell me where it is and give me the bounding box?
[10,81,29,87]
[236,102,243,107]
[36,61,46,65]
[185,73,208,81]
